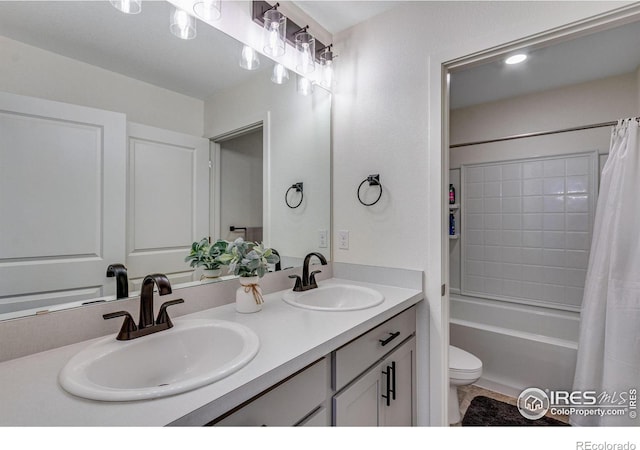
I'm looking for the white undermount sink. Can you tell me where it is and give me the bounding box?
[58,319,259,402]
[282,283,384,311]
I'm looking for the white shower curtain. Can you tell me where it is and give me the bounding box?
[571,118,640,426]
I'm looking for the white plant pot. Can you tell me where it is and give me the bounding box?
[201,268,222,279]
[236,276,263,313]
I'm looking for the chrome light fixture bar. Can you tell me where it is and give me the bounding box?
[252,1,331,63]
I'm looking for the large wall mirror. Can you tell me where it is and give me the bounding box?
[0,1,331,320]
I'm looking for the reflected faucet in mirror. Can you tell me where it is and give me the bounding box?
[106,264,129,299]
[103,273,184,341]
[289,252,328,292]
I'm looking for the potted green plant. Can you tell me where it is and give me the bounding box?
[185,238,228,279]
[217,238,280,313]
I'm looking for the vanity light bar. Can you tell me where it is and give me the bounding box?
[251,0,328,62]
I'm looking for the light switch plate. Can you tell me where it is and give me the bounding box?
[318,229,328,248]
[338,230,349,250]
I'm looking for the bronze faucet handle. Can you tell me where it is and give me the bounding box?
[156,299,184,327]
[288,274,303,292]
[103,311,138,341]
[309,270,322,288]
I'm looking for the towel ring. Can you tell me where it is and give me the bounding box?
[285,182,304,209]
[357,174,382,206]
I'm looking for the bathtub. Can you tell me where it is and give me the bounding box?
[450,294,580,397]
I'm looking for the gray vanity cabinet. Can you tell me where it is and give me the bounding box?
[332,307,417,426]
[210,357,330,426]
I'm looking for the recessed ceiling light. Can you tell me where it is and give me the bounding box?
[505,54,528,65]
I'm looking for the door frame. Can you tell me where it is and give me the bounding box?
[432,4,640,426]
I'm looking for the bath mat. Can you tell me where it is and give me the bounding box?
[461,395,569,426]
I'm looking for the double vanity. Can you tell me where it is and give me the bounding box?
[0,266,422,426]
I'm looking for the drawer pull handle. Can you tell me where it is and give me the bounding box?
[381,361,397,407]
[379,331,400,347]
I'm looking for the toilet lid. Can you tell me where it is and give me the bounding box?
[449,345,482,372]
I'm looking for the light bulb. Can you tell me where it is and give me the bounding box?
[271,64,289,84]
[297,76,313,96]
[295,32,315,74]
[239,46,260,71]
[110,0,141,14]
[263,10,286,57]
[505,54,527,65]
[170,7,196,40]
[322,60,333,88]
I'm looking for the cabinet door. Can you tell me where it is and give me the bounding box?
[333,336,416,427]
[333,364,381,426]
[380,337,415,426]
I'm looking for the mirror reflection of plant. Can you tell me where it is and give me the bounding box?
[185,238,228,270]
[218,238,280,278]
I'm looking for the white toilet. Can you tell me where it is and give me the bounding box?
[449,345,483,424]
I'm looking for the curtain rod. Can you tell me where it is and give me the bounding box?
[450,120,620,149]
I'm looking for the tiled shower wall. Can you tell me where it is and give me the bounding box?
[461,152,597,310]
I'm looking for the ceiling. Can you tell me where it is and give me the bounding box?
[0,1,272,100]
[2,1,639,107]
[292,1,402,34]
[450,18,640,109]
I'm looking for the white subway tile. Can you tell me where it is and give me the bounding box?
[484,262,502,278]
[543,213,565,230]
[466,229,484,245]
[565,287,585,305]
[502,198,522,213]
[522,248,543,265]
[502,263,522,281]
[502,163,522,181]
[566,250,589,269]
[484,246,502,262]
[502,181,522,197]
[467,182,484,198]
[544,178,565,195]
[523,196,543,213]
[565,269,587,287]
[523,215,543,231]
[566,195,589,213]
[484,166,502,181]
[522,282,543,300]
[484,182,501,198]
[523,161,543,179]
[466,166,484,183]
[503,280,523,297]
[566,157,589,176]
[542,284,565,303]
[464,275,484,292]
[503,230,522,246]
[566,175,589,194]
[502,247,522,263]
[484,214,501,229]
[543,231,565,249]
[465,244,484,260]
[522,231,543,247]
[465,260,484,277]
[543,267,566,285]
[466,214,484,229]
[502,214,522,230]
[484,230,502,246]
[543,196,565,213]
[484,197,501,213]
[467,198,484,214]
[522,265,543,282]
[523,179,543,196]
[566,232,590,250]
[566,214,589,232]
[543,249,566,267]
[543,159,565,177]
[484,277,503,295]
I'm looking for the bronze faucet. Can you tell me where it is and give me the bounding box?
[106,263,129,299]
[103,273,184,341]
[289,252,328,292]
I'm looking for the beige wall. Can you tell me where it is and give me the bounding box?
[0,35,204,136]
[450,72,638,168]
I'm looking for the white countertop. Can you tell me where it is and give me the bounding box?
[0,278,422,426]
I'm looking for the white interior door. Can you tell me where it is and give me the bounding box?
[126,122,209,289]
[0,91,126,314]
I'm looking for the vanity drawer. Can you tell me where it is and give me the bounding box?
[333,306,416,391]
[212,357,328,426]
